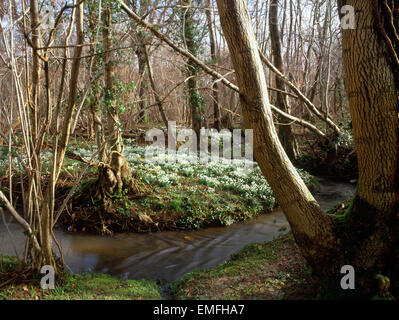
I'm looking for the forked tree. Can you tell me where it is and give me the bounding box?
[216,0,399,296]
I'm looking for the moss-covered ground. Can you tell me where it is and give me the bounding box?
[0,255,160,300]
[169,233,317,300]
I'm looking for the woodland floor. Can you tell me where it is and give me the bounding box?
[169,233,317,300]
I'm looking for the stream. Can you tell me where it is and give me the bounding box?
[0,177,355,282]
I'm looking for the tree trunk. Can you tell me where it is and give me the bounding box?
[339,0,399,294]
[182,0,203,143]
[143,46,169,128]
[100,5,133,196]
[269,0,297,160]
[102,7,122,154]
[136,45,148,123]
[215,0,336,268]
[38,0,85,270]
[29,0,41,143]
[217,0,399,296]
[206,0,221,131]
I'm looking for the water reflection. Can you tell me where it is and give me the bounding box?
[0,177,354,282]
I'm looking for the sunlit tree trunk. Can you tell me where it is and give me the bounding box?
[215,0,335,259]
[339,0,399,292]
[216,0,399,296]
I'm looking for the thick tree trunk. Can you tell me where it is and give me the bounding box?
[269,0,297,160]
[339,0,399,294]
[217,0,399,296]
[343,0,399,217]
[102,7,122,154]
[215,0,336,267]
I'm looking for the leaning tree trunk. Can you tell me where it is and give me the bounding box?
[144,46,169,128]
[269,0,297,160]
[217,0,399,296]
[215,0,337,268]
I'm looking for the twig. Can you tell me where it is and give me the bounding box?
[0,193,41,252]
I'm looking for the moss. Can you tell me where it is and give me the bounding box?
[170,233,317,300]
[60,176,274,234]
[0,269,161,300]
[0,255,21,272]
[327,185,358,227]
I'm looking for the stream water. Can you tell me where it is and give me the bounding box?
[0,177,355,282]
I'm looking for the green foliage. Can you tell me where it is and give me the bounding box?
[51,142,313,231]
[49,273,161,300]
[0,255,21,272]
[0,267,161,300]
[0,136,315,232]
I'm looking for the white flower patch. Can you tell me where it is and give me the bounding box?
[9,144,310,208]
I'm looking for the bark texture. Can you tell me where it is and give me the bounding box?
[340,0,399,293]
[217,0,399,296]
[215,0,336,267]
[99,5,133,197]
[269,0,297,159]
